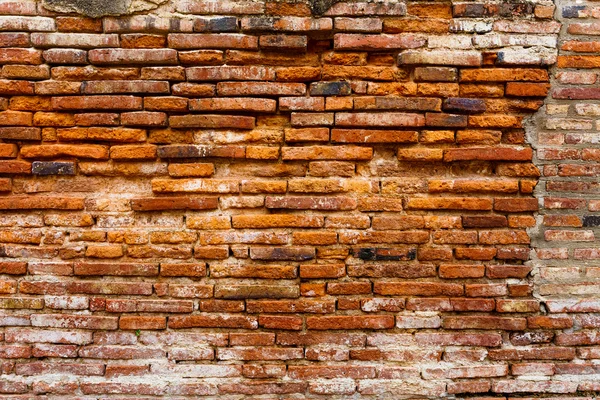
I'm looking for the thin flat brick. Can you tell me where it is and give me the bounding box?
[31,161,75,176]
[31,33,119,48]
[52,96,142,111]
[399,50,482,66]
[168,33,259,49]
[169,115,255,129]
[89,49,178,65]
[132,197,218,211]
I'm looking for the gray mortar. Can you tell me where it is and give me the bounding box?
[527,0,567,308]
[530,0,600,322]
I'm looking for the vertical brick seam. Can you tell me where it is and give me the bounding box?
[2,0,597,397]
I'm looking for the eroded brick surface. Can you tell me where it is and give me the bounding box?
[2,0,597,397]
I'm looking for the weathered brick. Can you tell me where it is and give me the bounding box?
[52,96,142,111]
[82,80,169,95]
[445,147,532,161]
[190,98,276,113]
[132,197,217,211]
[186,66,274,81]
[242,16,331,32]
[399,50,482,66]
[0,48,42,65]
[32,33,119,48]
[407,197,492,210]
[168,33,258,49]
[169,115,255,129]
[31,161,75,176]
[56,16,102,32]
[332,129,418,143]
[51,66,139,81]
[217,82,306,96]
[31,314,118,330]
[21,144,108,159]
[0,16,55,31]
[152,179,239,194]
[260,34,307,50]
[335,112,425,127]
[88,48,177,65]
[374,282,463,296]
[334,33,426,50]
[307,316,394,330]
[282,145,372,160]
[43,48,87,65]
[443,316,526,330]
[266,196,356,210]
[56,127,146,142]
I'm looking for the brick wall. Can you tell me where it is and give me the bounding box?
[2,0,599,397]
[530,0,600,395]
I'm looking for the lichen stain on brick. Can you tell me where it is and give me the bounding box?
[41,0,339,16]
[42,0,169,17]
[309,0,339,15]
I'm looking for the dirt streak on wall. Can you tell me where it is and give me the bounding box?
[3,0,598,398]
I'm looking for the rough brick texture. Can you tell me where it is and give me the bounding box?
[2,0,599,398]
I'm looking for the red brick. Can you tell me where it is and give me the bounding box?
[56,16,102,32]
[0,32,29,46]
[119,316,166,330]
[57,127,146,142]
[190,97,276,113]
[169,114,255,129]
[0,196,84,210]
[461,68,549,82]
[406,197,492,210]
[444,147,532,161]
[306,316,394,330]
[494,198,539,212]
[335,112,425,127]
[74,262,158,276]
[332,129,418,143]
[31,314,118,330]
[52,96,142,111]
[259,315,303,330]
[121,112,167,127]
[0,48,42,65]
[300,264,346,278]
[443,316,526,330]
[374,282,463,296]
[169,315,258,329]
[282,146,372,160]
[168,33,259,49]
[89,48,177,64]
[260,34,307,50]
[439,264,485,278]
[334,33,426,50]
[217,82,306,96]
